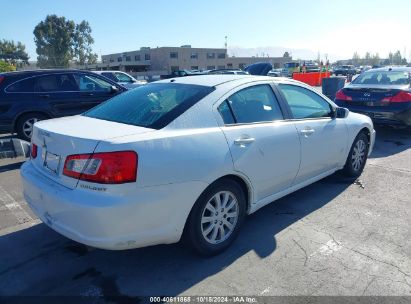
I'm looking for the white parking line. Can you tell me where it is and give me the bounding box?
[0,185,33,225]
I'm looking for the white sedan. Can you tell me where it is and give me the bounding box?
[21,75,375,256]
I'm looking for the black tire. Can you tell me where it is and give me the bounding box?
[16,113,48,142]
[183,179,246,256]
[342,132,369,177]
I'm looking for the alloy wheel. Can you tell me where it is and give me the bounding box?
[22,118,38,139]
[351,139,366,171]
[201,191,239,244]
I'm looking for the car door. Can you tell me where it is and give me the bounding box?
[216,83,301,202]
[72,73,122,112]
[277,83,348,185]
[32,73,83,117]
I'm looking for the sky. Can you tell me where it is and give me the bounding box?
[1,0,410,62]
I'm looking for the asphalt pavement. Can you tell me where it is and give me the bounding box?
[0,126,410,301]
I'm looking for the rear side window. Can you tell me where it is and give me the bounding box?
[6,77,35,92]
[84,83,214,129]
[6,74,79,93]
[218,84,283,124]
[278,84,332,119]
[34,75,61,92]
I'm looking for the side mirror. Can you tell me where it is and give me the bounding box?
[110,85,119,93]
[335,107,349,119]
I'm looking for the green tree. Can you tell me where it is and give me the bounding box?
[0,60,16,72]
[392,50,402,65]
[370,53,380,66]
[388,52,394,65]
[33,15,98,68]
[364,52,371,65]
[0,39,29,66]
[34,15,75,68]
[352,52,361,66]
[73,21,98,65]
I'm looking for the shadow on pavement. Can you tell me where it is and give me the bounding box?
[0,173,351,300]
[370,125,411,159]
[0,161,24,173]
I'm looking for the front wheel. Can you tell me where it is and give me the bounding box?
[342,132,369,177]
[183,179,246,256]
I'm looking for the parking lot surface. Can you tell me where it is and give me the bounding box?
[0,126,410,300]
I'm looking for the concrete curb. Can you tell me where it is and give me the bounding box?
[0,137,30,159]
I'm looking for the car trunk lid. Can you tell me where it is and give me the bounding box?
[344,84,409,106]
[30,115,154,189]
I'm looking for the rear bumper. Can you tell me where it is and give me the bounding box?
[336,101,411,126]
[21,161,207,250]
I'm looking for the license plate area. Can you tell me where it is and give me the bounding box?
[44,151,61,175]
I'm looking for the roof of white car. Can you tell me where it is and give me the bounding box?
[155,75,289,87]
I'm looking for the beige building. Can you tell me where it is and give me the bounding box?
[98,45,292,74]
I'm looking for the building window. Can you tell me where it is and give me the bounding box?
[117,57,122,62]
[207,53,215,59]
[145,54,150,60]
[109,58,114,62]
[171,66,179,72]
[217,65,225,69]
[239,63,246,69]
[126,56,131,62]
[207,65,216,70]
[217,53,226,59]
[190,52,198,59]
[191,66,199,70]
[170,52,178,59]
[227,63,233,68]
[135,54,141,61]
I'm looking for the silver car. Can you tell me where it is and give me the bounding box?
[93,71,147,89]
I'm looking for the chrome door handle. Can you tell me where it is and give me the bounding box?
[234,137,255,145]
[300,128,315,136]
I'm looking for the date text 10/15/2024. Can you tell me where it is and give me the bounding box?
[150,296,258,303]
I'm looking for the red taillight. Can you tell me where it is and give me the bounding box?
[0,76,5,85]
[31,143,38,159]
[63,151,138,184]
[390,91,411,103]
[335,89,352,101]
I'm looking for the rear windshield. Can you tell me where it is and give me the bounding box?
[353,71,410,85]
[83,83,214,129]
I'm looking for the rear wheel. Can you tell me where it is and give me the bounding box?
[16,113,48,142]
[183,179,246,256]
[342,132,369,177]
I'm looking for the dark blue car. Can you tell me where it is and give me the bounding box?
[335,67,411,127]
[0,69,126,141]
